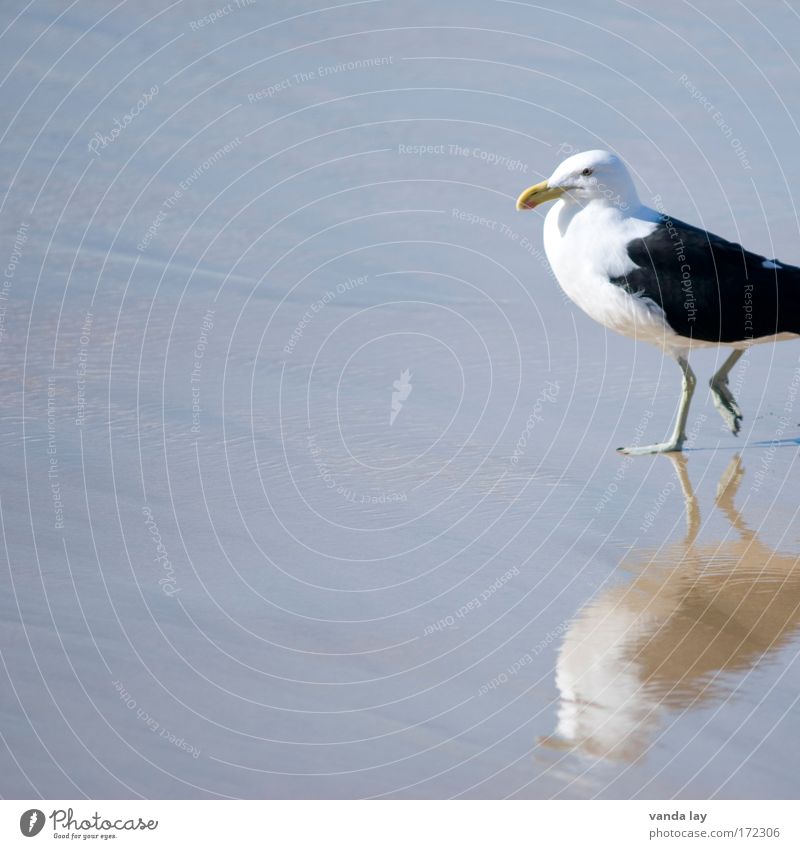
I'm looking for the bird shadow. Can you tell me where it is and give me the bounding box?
[750,436,800,447]
[537,453,800,763]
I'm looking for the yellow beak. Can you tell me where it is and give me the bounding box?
[516,180,565,210]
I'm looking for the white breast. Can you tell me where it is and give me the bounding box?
[543,200,685,352]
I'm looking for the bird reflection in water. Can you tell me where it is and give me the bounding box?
[541,454,800,761]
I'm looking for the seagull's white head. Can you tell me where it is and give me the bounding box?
[516,149,640,212]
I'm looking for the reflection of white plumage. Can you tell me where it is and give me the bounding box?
[542,455,800,761]
[517,150,800,453]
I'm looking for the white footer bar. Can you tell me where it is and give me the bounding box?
[2,799,796,847]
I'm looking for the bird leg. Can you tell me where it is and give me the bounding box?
[618,355,696,454]
[709,349,744,435]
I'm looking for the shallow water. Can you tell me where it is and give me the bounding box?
[1,0,800,799]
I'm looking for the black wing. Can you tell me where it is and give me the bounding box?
[610,215,800,343]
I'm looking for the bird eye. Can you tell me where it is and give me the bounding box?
[581,168,593,176]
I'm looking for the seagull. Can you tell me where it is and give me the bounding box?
[516,149,800,454]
